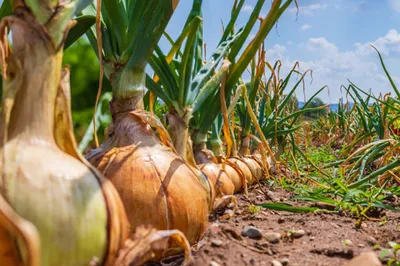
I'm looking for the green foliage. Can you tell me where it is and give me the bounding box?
[303,97,326,118]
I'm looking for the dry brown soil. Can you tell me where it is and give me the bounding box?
[147,185,400,266]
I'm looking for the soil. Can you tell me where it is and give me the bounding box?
[149,185,400,266]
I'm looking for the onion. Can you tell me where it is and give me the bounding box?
[198,163,235,201]
[240,157,264,181]
[227,158,254,187]
[86,98,210,245]
[0,12,130,266]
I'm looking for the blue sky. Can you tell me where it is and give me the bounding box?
[165,0,400,103]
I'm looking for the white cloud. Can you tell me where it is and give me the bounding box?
[355,29,400,55]
[266,44,286,59]
[307,37,338,54]
[264,30,400,103]
[289,3,328,16]
[301,24,312,31]
[389,0,400,12]
[242,4,254,14]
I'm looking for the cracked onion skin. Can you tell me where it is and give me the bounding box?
[86,99,209,245]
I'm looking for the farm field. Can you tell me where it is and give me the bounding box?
[0,0,399,266]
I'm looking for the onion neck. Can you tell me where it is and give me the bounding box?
[167,111,198,167]
[239,135,251,155]
[110,66,146,101]
[210,138,223,157]
[6,21,62,145]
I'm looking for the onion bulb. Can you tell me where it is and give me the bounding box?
[86,98,210,245]
[0,13,128,266]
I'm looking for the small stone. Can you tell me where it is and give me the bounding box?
[344,252,382,266]
[358,244,365,248]
[211,239,223,247]
[267,191,278,201]
[343,239,354,246]
[264,232,281,244]
[241,226,262,240]
[293,229,305,238]
[271,260,283,266]
[250,258,256,265]
[309,237,315,241]
[281,258,289,265]
[209,261,221,266]
[267,249,274,256]
[361,223,368,229]
[367,236,377,246]
[278,217,285,224]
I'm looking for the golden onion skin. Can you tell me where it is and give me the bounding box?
[86,110,209,244]
[199,163,235,200]
[227,158,254,187]
[2,140,109,266]
[241,157,264,182]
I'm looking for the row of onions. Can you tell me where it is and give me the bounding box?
[0,0,331,265]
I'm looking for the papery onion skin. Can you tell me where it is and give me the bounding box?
[0,13,114,265]
[227,158,254,187]
[199,163,235,200]
[2,141,109,266]
[86,110,209,245]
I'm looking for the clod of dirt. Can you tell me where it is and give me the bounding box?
[271,260,282,266]
[344,252,382,266]
[221,226,242,241]
[264,232,281,244]
[293,229,306,238]
[241,226,262,240]
[310,247,354,259]
[211,239,223,247]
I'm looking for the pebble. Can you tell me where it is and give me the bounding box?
[271,260,283,266]
[281,258,290,265]
[209,261,221,266]
[358,244,365,248]
[344,252,382,266]
[267,191,278,201]
[367,236,377,246]
[264,232,281,244]
[343,239,354,246]
[278,217,285,224]
[211,239,223,247]
[241,226,262,240]
[293,229,305,238]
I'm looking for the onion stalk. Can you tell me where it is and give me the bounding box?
[83,0,210,246]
